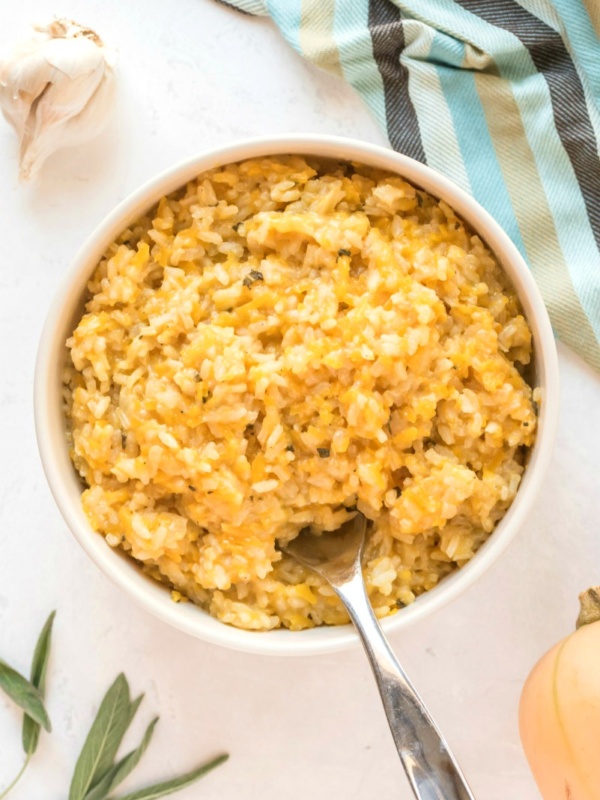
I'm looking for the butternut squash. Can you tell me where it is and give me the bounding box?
[519,587,600,799]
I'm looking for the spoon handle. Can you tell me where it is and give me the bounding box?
[335,574,475,800]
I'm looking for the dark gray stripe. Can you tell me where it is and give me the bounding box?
[368,0,426,162]
[457,0,600,253]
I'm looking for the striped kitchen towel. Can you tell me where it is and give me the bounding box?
[218,0,600,370]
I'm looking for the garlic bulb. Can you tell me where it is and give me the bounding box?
[0,19,117,181]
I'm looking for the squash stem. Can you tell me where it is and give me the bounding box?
[576,586,600,629]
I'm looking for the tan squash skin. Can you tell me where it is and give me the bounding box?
[519,621,600,800]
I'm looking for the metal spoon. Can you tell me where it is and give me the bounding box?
[282,513,475,800]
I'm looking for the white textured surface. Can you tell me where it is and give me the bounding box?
[0,2,598,798]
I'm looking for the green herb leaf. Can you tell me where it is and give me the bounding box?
[84,718,158,800]
[69,674,137,800]
[111,754,229,800]
[22,610,56,756]
[0,659,51,733]
[124,695,144,732]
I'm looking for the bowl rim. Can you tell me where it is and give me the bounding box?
[34,133,560,656]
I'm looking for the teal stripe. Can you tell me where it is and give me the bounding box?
[266,0,303,53]
[427,31,527,257]
[395,0,600,339]
[398,13,471,192]
[333,2,387,131]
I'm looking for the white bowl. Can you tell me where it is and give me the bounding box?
[34,134,559,656]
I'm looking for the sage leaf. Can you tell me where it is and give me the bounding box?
[124,694,144,732]
[84,717,158,800]
[22,610,56,755]
[111,754,229,800]
[0,659,51,732]
[69,673,137,800]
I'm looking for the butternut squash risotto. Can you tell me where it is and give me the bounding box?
[65,156,537,630]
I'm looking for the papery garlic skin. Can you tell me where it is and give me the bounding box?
[0,19,117,180]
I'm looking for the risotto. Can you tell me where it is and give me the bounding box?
[65,155,537,631]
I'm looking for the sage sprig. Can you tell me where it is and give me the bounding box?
[111,755,229,800]
[1,614,229,800]
[70,674,228,800]
[0,659,51,732]
[23,610,56,755]
[0,611,55,799]
[84,717,158,800]
[69,674,140,800]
